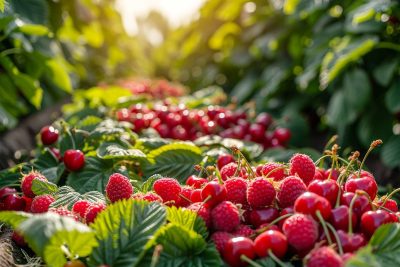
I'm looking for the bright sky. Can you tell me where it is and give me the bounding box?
[115,0,205,35]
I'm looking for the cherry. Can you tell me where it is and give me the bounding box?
[40,126,59,145]
[201,181,226,207]
[329,205,357,231]
[190,189,202,203]
[255,113,273,128]
[3,194,26,211]
[0,187,17,199]
[323,168,340,180]
[249,124,265,141]
[278,207,294,229]
[249,208,280,228]
[23,196,33,212]
[360,210,392,237]
[217,154,235,170]
[376,198,398,212]
[308,179,340,207]
[273,128,291,144]
[254,230,288,258]
[345,176,378,200]
[49,147,62,161]
[64,260,86,267]
[294,192,332,220]
[340,192,372,218]
[63,149,85,171]
[223,237,255,267]
[337,230,366,253]
[312,168,325,180]
[171,126,189,140]
[186,175,207,189]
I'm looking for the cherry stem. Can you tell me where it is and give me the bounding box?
[215,168,223,184]
[178,193,192,204]
[326,222,344,255]
[255,213,293,235]
[150,244,163,267]
[348,192,362,234]
[358,140,382,177]
[338,157,358,186]
[65,128,76,150]
[319,135,338,168]
[379,188,400,210]
[202,195,212,205]
[232,147,256,179]
[316,210,332,245]
[314,155,332,166]
[240,255,263,267]
[268,250,289,267]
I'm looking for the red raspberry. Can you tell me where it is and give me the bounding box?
[376,198,398,212]
[31,194,55,213]
[49,207,79,221]
[289,153,315,185]
[85,203,106,224]
[282,214,318,252]
[153,178,182,204]
[225,177,247,205]
[211,231,233,254]
[261,163,286,181]
[217,154,235,170]
[232,224,255,238]
[247,177,275,209]
[277,176,307,208]
[220,163,246,181]
[211,201,240,232]
[176,186,193,207]
[105,173,133,203]
[305,246,343,267]
[21,171,48,198]
[72,200,91,218]
[187,202,211,228]
[142,192,162,203]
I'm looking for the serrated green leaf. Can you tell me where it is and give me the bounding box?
[141,174,163,193]
[0,211,32,228]
[89,199,166,267]
[33,149,64,183]
[50,191,81,209]
[97,142,146,160]
[167,207,208,239]
[82,191,106,203]
[31,179,58,196]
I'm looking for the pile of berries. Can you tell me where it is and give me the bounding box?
[116,103,291,149]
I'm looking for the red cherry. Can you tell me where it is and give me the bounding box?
[217,154,235,170]
[63,149,85,171]
[340,192,372,218]
[345,176,378,200]
[254,230,288,258]
[232,125,246,139]
[171,126,189,140]
[249,208,280,228]
[329,205,357,231]
[0,187,17,200]
[40,126,59,145]
[272,128,291,144]
[337,230,366,253]
[360,210,392,237]
[201,181,226,207]
[323,168,340,180]
[294,192,332,220]
[49,147,62,161]
[190,189,202,203]
[223,237,255,267]
[308,179,340,207]
[3,194,26,211]
[186,175,207,189]
[255,113,273,128]
[278,207,294,229]
[249,124,265,142]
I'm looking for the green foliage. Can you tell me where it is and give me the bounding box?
[167,206,208,239]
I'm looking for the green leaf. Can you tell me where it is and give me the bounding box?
[33,149,64,183]
[0,0,5,12]
[381,136,400,168]
[31,179,58,196]
[44,58,72,93]
[13,72,43,109]
[357,105,392,147]
[143,143,203,183]
[18,24,49,36]
[97,142,146,160]
[9,0,49,25]
[89,199,166,267]
[0,211,32,228]
[385,79,400,113]
[326,91,349,131]
[167,206,208,239]
[372,57,398,87]
[141,174,163,193]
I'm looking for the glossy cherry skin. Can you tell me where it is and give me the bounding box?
[40,126,59,145]
[329,205,357,231]
[255,112,273,128]
[201,181,227,207]
[360,210,392,237]
[337,230,366,253]
[0,187,17,199]
[345,174,378,200]
[308,179,340,207]
[249,208,280,228]
[2,194,26,211]
[217,154,235,170]
[186,175,208,189]
[273,128,291,144]
[63,149,85,171]
[223,237,256,267]
[294,192,332,220]
[376,198,398,212]
[278,207,294,229]
[340,192,372,218]
[323,168,340,180]
[190,189,202,203]
[254,230,288,258]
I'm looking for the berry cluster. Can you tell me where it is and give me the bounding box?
[116,103,291,148]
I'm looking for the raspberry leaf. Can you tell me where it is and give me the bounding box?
[167,206,208,239]
[97,142,146,160]
[140,174,163,193]
[0,211,32,228]
[31,179,58,196]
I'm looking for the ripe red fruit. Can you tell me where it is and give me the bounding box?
[340,192,372,218]
[211,201,240,232]
[49,207,79,221]
[217,154,235,170]
[201,181,227,207]
[329,205,357,231]
[211,231,233,254]
[0,187,16,199]
[282,214,318,252]
[225,177,248,205]
[105,173,133,203]
[153,178,182,204]
[278,207,294,229]
[249,208,280,228]
[308,179,340,207]
[247,177,276,209]
[187,202,211,228]
[21,171,48,198]
[289,153,315,185]
[360,210,392,237]
[141,192,163,203]
[72,200,91,218]
[176,186,193,207]
[232,224,255,238]
[220,162,246,180]
[277,176,307,208]
[31,194,55,213]
[273,128,291,144]
[337,230,366,253]
[186,175,207,189]
[85,203,106,224]
[323,168,340,180]
[305,246,343,267]
[294,192,332,220]
[249,124,266,141]
[23,196,33,212]
[63,149,85,171]
[12,231,27,247]
[223,237,256,267]
[261,162,286,181]
[345,175,378,200]
[254,230,288,258]
[3,194,26,211]
[40,126,59,145]
[255,112,272,128]
[376,198,398,212]
[190,189,202,203]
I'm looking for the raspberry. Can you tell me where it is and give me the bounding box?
[31,194,55,213]
[105,173,133,203]
[277,176,307,208]
[49,207,79,221]
[211,201,240,232]
[225,177,247,205]
[187,202,211,228]
[289,153,315,185]
[247,177,275,209]
[142,192,163,203]
[211,231,233,254]
[261,163,286,181]
[305,246,343,267]
[232,224,255,238]
[85,203,106,224]
[282,214,318,252]
[220,162,246,181]
[72,200,91,218]
[176,186,193,207]
[153,178,182,204]
[21,171,48,198]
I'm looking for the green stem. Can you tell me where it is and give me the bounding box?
[268,250,289,267]
[348,193,359,234]
[316,210,332,245]
[376,42,400,52]
[379,188,400,210]
[240,255,263,267]
[326,222,343,255]
[255,214,293,235]
[319,135,338,168]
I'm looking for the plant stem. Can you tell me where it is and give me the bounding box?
[326,222,343,255]
[268,250,289,267]
[316,210,332,245]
